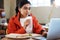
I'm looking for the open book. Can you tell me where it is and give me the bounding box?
[20,16,33,33]
[5,33,41,39]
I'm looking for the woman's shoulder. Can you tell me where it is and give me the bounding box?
[30,13,36,19]
[9,15,16,22]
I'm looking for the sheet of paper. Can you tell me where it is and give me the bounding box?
[20,16,33,33]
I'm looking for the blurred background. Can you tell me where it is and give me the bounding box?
[0,0,60,24]
[0,0,60,39]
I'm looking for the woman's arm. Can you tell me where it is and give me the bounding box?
[32,15,47,37]
[32,15,43,34]
[7,18,26,34]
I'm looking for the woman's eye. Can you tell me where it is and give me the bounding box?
[24,7,27,9]
[24,7,31,10]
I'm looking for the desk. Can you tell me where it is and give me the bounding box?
[0,23,7,35]
[0,24,7,39]
[1,37,46,40]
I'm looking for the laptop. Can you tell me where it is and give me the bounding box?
[47,18,60,40]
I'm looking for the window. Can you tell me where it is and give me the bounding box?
[55,0,60,6]
[28,0,50,7]
[50,0,60,7]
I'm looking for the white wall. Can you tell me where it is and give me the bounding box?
[4,0,16,18]
[4,0,10,18]
[31,6,60,24]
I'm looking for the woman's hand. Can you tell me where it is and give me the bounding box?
[24,19,30,29]
[42,31,47,38]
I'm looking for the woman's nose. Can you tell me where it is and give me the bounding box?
[26,9,30,13]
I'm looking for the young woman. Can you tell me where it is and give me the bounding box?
[7,0,47,37]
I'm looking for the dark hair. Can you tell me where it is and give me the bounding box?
[15,0,31,14]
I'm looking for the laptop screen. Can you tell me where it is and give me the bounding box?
[47,18,60,40]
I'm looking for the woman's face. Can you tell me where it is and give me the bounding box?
[19,4,31,18]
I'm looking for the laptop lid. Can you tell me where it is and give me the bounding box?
[47,18,60,40]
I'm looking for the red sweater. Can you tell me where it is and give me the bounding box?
[7,12,43,34]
